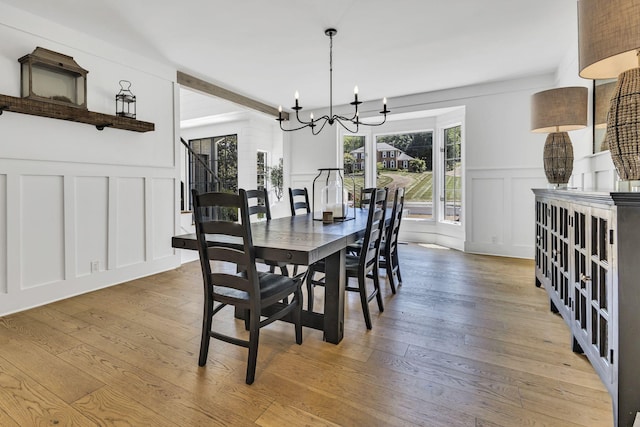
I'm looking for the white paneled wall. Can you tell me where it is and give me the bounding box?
[465,168,547,258]
[1,166,179,314]
[0,4,180,315]
[20,175,65,288]
[152,178,177,260]
[116,178,146,268]
[75,177,109,277]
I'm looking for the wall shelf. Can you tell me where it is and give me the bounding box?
[0,94,154,132]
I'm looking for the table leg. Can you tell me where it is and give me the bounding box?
[323,248,345,343]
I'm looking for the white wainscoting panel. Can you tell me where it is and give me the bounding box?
[75,176,109,277]
[21,175,65,288]
[511,177,541,248]
[0,174,6,294]
[465,167,546,258]
[116,177,146,268]
[152,178,175,260]
[471,178,505,244]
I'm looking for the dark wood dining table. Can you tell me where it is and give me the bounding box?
[171,211,375,344]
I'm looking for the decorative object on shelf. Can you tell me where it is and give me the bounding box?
[277,28,389,135]
[578,0,640,189]
[312,168,355,222]
[530,86,588,188]
[115,80,136,119]
[593,79,616,152]
[19,47,88,109]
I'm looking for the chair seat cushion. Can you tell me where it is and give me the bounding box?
[214,271,299,302]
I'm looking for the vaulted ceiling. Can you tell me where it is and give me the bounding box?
[2,0,578,117]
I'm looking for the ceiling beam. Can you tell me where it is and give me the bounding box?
[177,71,289,120]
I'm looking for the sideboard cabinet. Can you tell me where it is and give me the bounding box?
[533,189,640,427]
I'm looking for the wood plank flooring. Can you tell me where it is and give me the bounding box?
[0,244,613,426]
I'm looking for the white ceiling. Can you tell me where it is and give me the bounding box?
[2,0,578,118]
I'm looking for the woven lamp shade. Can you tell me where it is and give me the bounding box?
[578,0,640,180]
[531,87,588,185]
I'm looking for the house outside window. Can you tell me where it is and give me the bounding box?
[382,151,387,158]
[390,151,395,158]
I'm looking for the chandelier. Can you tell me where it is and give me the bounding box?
[277,28,390,135]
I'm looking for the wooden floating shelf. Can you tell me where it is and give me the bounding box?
[0,94,155,133]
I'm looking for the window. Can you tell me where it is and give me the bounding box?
[376,132,434,219]
[343,135,366,205]
[257,150,267,191]
[188,134,238,210]
[382,151,387,158]
[390,151,395,158]
[442,125,462,223]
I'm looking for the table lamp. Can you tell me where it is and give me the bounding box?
[578,0,640,189]
[531,86,588,187]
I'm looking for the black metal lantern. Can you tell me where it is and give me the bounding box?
[115,80,136,119]
[312,168,355,222]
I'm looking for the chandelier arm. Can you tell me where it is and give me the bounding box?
[350,115,389,127]
[294,108,313,126]
[280,121,319,132]
[334,117,360,133]
[312,118,331,135]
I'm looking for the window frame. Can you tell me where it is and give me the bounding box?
[440,123,463,225]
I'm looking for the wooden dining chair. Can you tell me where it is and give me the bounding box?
[191,188,303,384]
[359,187,375,208]
[307,187,388,329]
[346,187,379,255]
[289,187,310,216]
[246,188,291,276]
[379,187,405,293]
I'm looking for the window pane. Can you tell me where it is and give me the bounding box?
[344,135,366,206]
[257,151,267,191]
[375,132,433,219]
[443,125,462,223]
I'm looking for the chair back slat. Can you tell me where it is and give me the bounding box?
[289,187,310,216]
[359,187,388,272]
[387,187,405,252]
[192,188,260,301]
[246,188,271,221]
[209,272,252,295]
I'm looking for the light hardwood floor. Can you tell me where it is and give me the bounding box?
[0,244,613,426]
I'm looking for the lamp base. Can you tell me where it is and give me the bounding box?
[607,67,640,180]
[543,132,573,185]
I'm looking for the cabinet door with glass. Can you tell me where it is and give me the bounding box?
[549,201,571,319]
[571,203,614,384]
